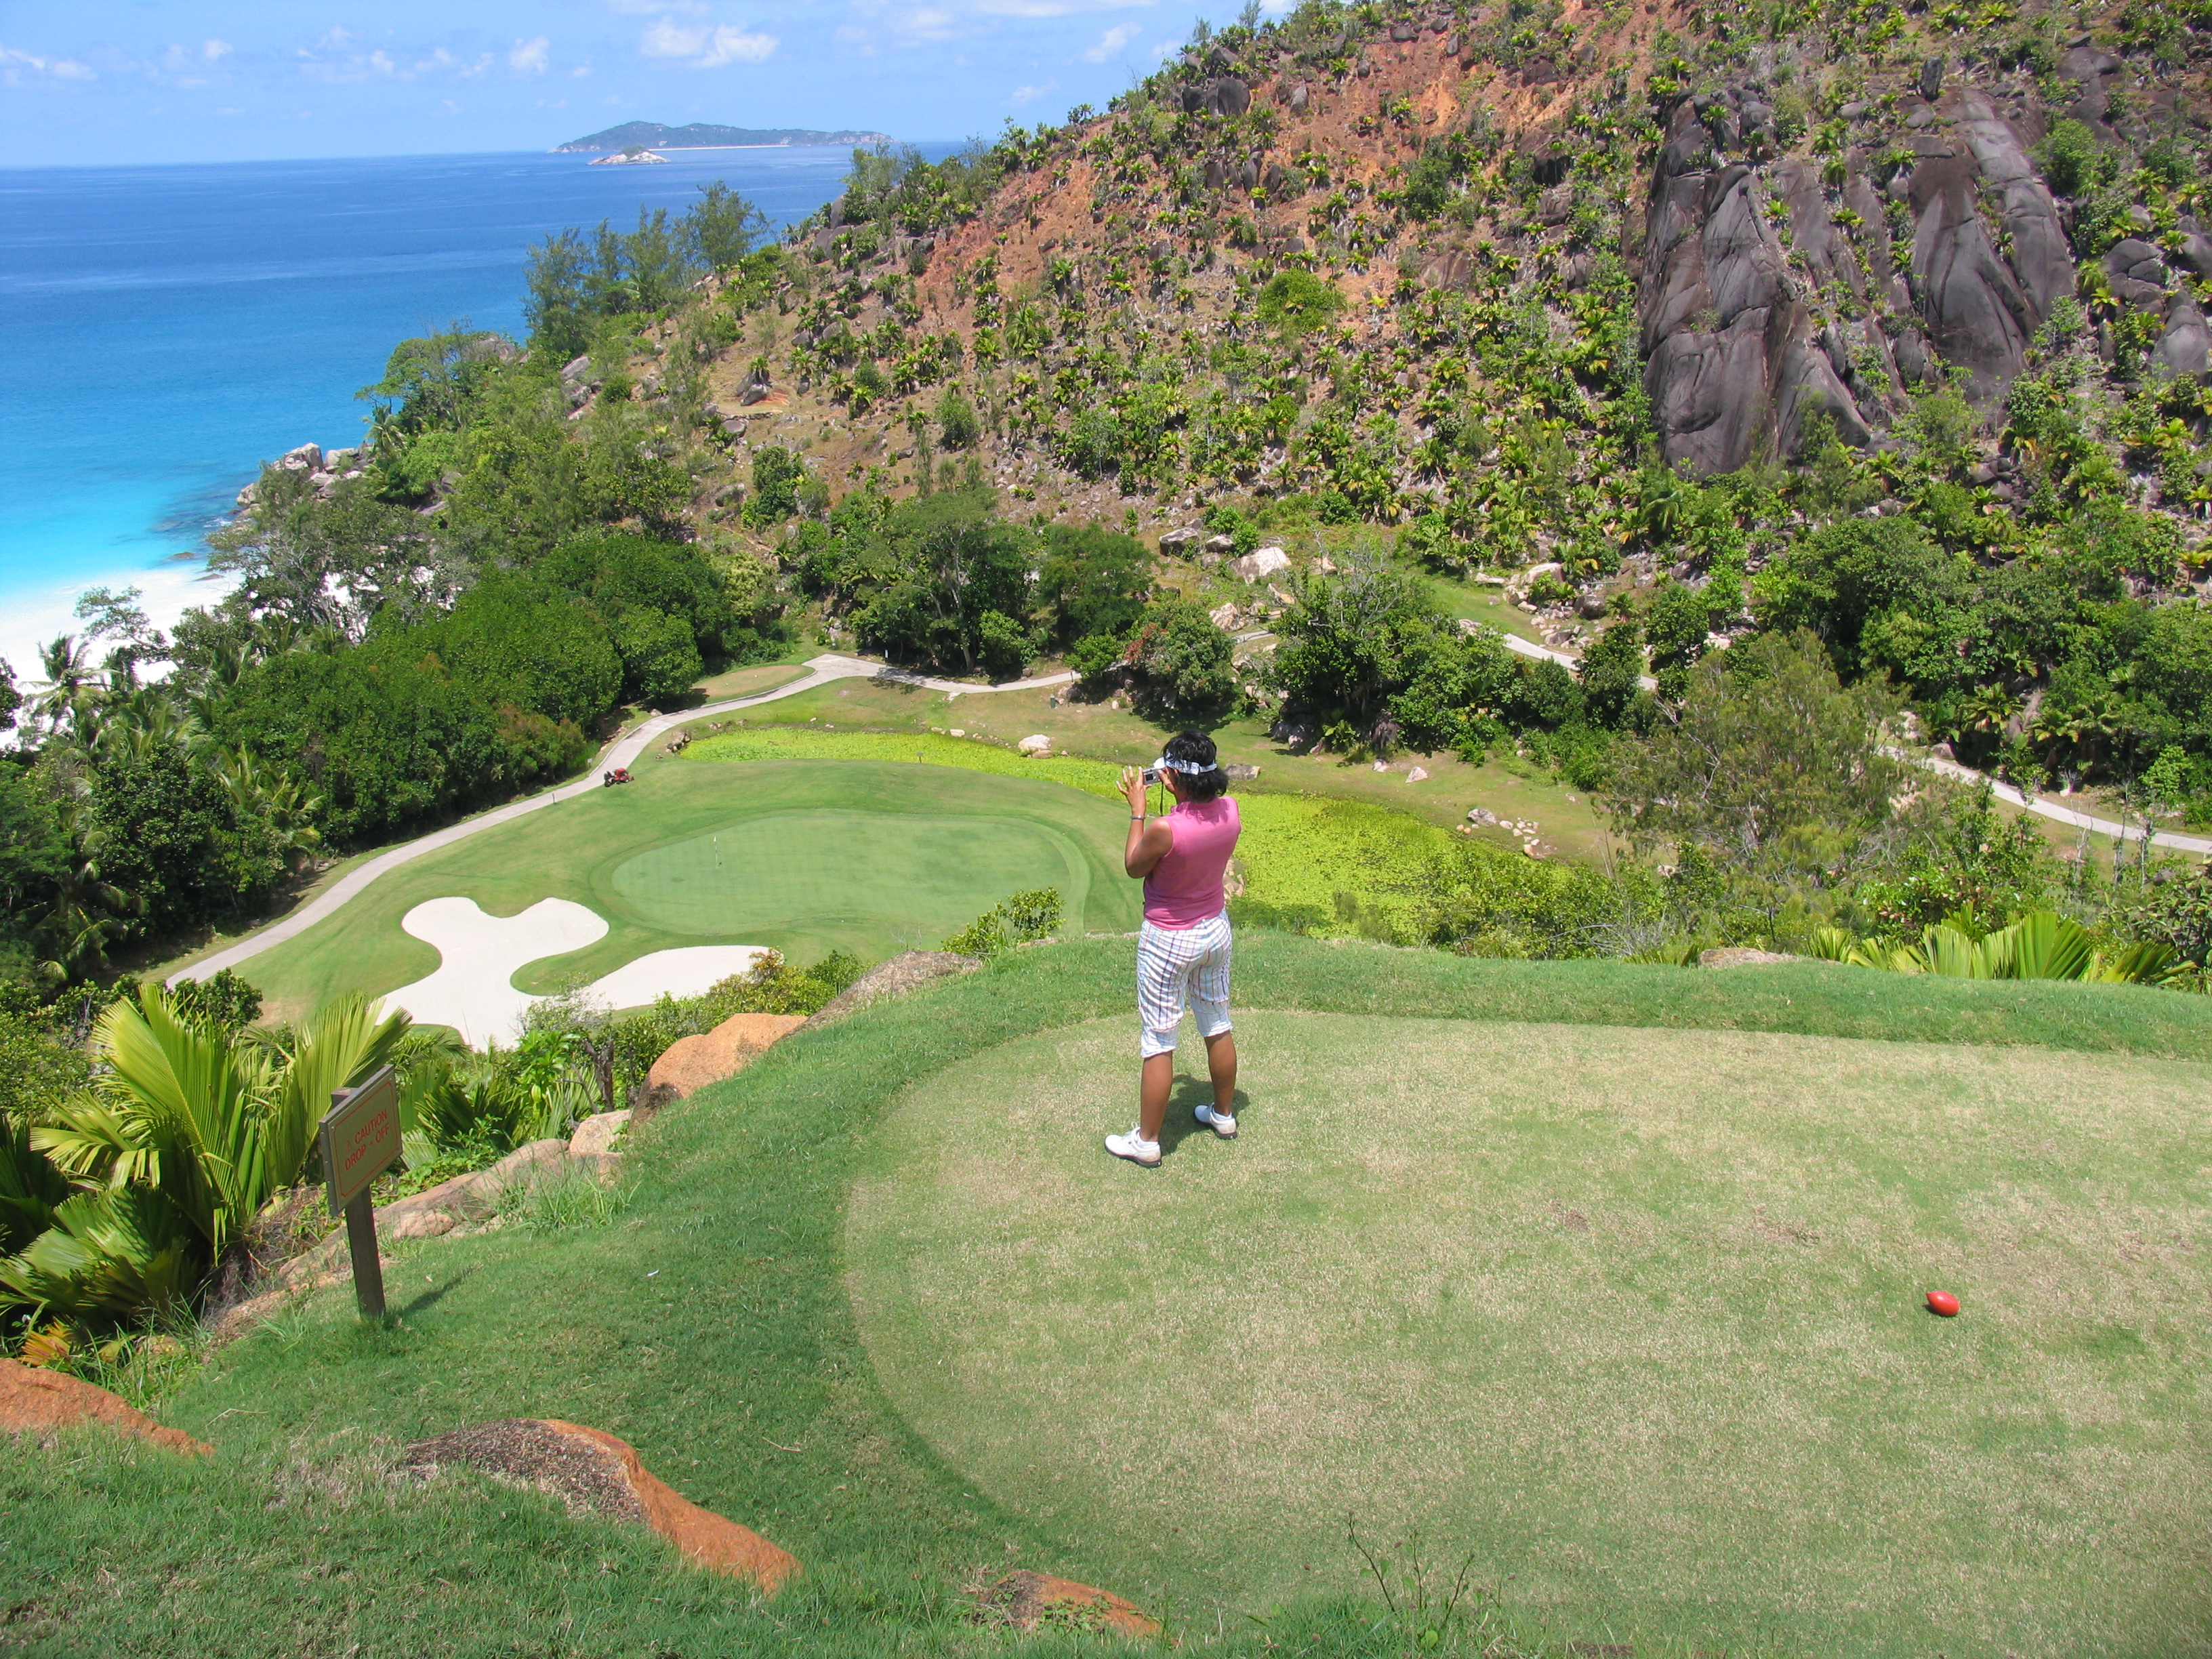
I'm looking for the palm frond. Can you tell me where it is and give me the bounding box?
[81,989,264,1252]
[0,1188,201,1322]
[265,996,413,1193]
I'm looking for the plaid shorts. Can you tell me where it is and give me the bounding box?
[1136,912,1233,1058]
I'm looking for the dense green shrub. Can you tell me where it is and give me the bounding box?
[941,888,1061,958]
[935,386,981,449]
[536,533,741,659]
[1036,524,1154,647]
[1270,559,1452,743]
[2037,119,2106,197]
[573,951,865,1099]
[212,649,546,842]
[1577,620,1654,732]
[1605,632,1910,928]
[1753,517,1969,677]
[1255,269,1345,336]
[394,575,623,730]
[745,447,805,527]
[1122,598,1240,715]
[612,609,704,707]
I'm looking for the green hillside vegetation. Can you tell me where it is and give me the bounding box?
[9,939,2212,1656]
[10,0,2212,996]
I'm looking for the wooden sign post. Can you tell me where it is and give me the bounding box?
[318,1065,401,1319]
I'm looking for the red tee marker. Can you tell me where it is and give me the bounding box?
[1926,1291,1961,1317]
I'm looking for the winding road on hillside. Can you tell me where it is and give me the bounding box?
[170,643,2207,987]
[1483,629,2212,857]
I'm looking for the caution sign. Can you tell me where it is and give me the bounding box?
[320,1065,400,1216]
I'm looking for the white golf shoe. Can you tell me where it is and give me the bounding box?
[1105,1127,1162,1166]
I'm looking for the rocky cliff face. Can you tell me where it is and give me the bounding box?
[1633,29,2212,478]
[1639,73,2085,475]
[649,0,2211,536]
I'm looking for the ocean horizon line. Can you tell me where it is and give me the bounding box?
[0,140,965,175]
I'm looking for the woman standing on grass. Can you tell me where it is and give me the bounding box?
[1107,730,1242,1168]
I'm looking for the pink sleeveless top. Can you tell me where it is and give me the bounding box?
[1143,796,1242,928]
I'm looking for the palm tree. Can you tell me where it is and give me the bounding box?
[92,691,192,766]
[27,634,103,745]
[35,816,139,984]
[218,748,325,880]
[1814,913,2184,985]
[2,988,410,1325]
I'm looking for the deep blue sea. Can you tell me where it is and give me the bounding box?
[0,146,905,674]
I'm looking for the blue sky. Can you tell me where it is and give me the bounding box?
[0,0,1237,166]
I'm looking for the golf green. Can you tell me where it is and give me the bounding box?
[612,809,1092,944]
[231,760,1140,1023]
[847,1010,2212,1652]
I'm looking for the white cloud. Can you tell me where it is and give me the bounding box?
[203,39,232,61]
[640,20,776,64]
[895,7,962,39]
[697,25,776,64]
[420,46,493,77]
[0,43,96,83]
[976,0,1122,16]
[1008,79,1054,103]
[159,41,224,84]
[640,20,708,56]
[510,35,550,73]
[1082,22,1139,59]
[293,33,498,85]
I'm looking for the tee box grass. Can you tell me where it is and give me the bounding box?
[14,938,2211,1657]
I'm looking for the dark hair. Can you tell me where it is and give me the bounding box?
[1165,729,1229,801]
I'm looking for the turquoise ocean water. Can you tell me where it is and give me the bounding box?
[0,146,882,672]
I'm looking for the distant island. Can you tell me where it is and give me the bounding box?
[589,148,668,167]
[556,121,890,154]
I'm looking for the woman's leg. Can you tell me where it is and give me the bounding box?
[1201,1028,1237,1114]
[1190,916,1236,1118]
[1139,1050,1176,1143]
[1132,921,1187,1147]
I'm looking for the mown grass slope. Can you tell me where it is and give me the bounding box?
[7,938,2210,1656]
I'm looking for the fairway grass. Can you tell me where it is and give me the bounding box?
[848,1011,2212,1653]
[230,760,1139,1024]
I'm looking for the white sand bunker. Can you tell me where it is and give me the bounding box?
[384,897,769,1046]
